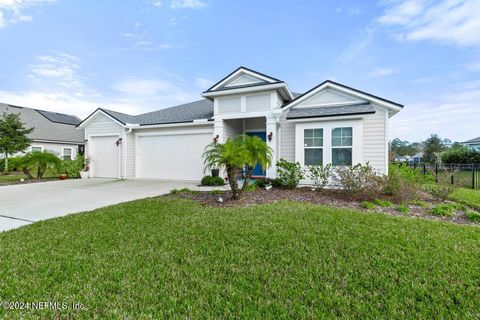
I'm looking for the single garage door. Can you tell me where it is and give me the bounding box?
[90,136,120,178]
[137,132,211,181]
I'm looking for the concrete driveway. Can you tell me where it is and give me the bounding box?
[0,178,197,232]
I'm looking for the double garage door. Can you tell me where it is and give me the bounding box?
[136,131,212,181]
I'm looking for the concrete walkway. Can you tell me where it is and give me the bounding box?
[0,178,197,232]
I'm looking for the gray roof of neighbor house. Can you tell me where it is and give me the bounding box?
[463,136,480,144]
[286,102,375,120]
[0,103,84,144]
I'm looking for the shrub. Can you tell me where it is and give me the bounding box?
[170,187,198,195]
[361,201,376,209]
[384,165,424,202]
[244,183,257,192]
[442,147,480,164]
[255,179,269,189]
[271,178,283,188]
[0,156,23,172]
[201,175,224,186]
[426,184,457,202]
[307,164,332,189]
[465,211,480,222]
[276,159,304,189]
[60,156,84,178]
[372,198,393,207]
[396,205,410,213]
[332,163,385,200]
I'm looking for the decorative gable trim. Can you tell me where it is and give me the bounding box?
[283,80,404,113]
[206,66,282,92]
[76,108,126,129]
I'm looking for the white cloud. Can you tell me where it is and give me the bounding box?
[390,80,480,141]
[0,0,56,28]
[377,0,480,47]
[194,77,214,89]
[368,68,395,77]
[336,5,362,16]
[338,27,374,62]
[28,53,87,92]
[170,0,206,9]
[149,0,162,7]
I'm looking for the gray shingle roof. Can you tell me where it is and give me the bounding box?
[286,103,375,120]
[98,99,214,126]
[463,136,480,144]
[0,103,84,143]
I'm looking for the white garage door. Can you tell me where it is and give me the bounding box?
[137,132,211,181]
[90,136,120,178]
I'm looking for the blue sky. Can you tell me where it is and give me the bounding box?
[0,0,479,142]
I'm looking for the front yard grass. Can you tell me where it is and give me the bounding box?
[0,197,479,319]
[451,187,480,209]
[0,170,58,185]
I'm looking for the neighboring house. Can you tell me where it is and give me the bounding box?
[0,103,85,160]
[411,152,423,163]
[78,67,403,181]
[394,155,411,162]
[463,136,480,152]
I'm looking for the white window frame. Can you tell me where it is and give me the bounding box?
[303,128,324,166]
[331,127,353,166]
[62,147,73,161]
[30,146,44,152]
[295,119,363,168]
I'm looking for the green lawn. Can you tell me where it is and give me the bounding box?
[0,171,58,185]
[451,188,480,209]
[1,198,479,319]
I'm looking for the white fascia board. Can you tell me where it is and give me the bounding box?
[286,115,367,123]
[128,121,214,130]
[210,68,278,91]
[202,83,288,98]
[283,82,403,113]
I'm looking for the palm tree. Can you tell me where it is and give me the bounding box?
[203,135,273,199]
[241,135,273,191]
[203,137,245,199]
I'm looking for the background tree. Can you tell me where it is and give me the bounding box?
[422,134,447,164]
[0,112,34,174]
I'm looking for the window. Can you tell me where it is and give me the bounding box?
[62,148,72,161]
[31,146,43,153]
[332,127,352,166]
[304,128,323,165]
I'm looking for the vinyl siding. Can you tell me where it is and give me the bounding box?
[28,142,80,159]
[125,131,135,178]
[362,106,387,174]
[245,93,270,111]
[279,113,295,162]
[218,97,241,113]
[223,119,242,140]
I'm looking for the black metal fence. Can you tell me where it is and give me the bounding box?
[402,162,480,190]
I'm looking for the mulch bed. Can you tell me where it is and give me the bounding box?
[170,187,480,227]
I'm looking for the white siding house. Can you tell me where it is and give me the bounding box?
[78,67,403,182]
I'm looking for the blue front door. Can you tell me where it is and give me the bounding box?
[246,131,266,176]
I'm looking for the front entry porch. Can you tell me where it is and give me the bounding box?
[215,116,278,178]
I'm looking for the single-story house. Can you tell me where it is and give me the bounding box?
[78,67,403,181]
[0,103,85,160]
[463,136,480,152]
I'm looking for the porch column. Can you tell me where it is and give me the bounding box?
[266,116,278,178]
[214,119,224,142]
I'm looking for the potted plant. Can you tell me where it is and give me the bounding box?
[80,156,90,179]
[59,173,68,180]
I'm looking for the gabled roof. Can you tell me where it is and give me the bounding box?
[286,102,375,120]
[78,99,214,128]
[283,80,404,112]
[0,103,84,144]
[463,136,480,144]
[205,66,283,92]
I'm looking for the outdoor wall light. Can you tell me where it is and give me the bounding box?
[115,138,123,146]
[213,134,219,144]
[268,132,273,142]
